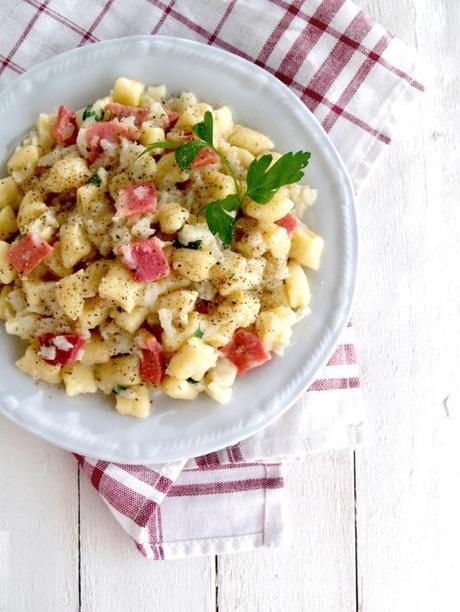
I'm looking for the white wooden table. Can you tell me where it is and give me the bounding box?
[1,1,459,610]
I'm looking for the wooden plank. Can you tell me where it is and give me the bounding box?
[218,451,356,612]
[354,2,460,611]
[0,416,78,612]
[78,472,215,612]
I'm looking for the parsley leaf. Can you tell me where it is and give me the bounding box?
[113,385,128,395]
[173,239,202,250]
[192,111,213,146]
[175,141,206,170]
[83,104,104,122]
[193,327,204,339]
[246,151,311,204]
[87,174,102,187]
[187,377,200,384]
[204,193,241,245]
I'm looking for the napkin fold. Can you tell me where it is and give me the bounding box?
[0,0,423,559]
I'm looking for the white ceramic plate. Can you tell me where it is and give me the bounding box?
[0,36,357,464]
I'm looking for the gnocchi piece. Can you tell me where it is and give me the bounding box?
[213,106,234,138]
[115,384,151,418]
[45,241,73,278]
[244,191,294,222]
[162,376,202,400]
[78,297,111,330]
[204,358,238,388]
[95,355,142,394]
[204,357,238,404]
[63,363,98,396]
[260,223,291,259]
[158,202,189,234]
[160,311,206,353]
[201,169,234,200]
[0,240,17,283]
[81,261,111,298]
[110,305,148,333]
[79,337,112,365]
[223,290,260,323]
[0,285,14,320]
[284,262,311,309]
[17,191,47,234]
[255,306,296,355]
[172,248,216,282]
[289,227,324,270]
[16,345,62,384]
[154,152,190,188]
[55,270,85,320]
[7,145,40,183]
[0,177,20,210]
[155,289,198,326]
[98,262,144,313]
[60,216,93,268]
[176,102,212,130]
[139,123,166,151]
[36,113,56,150]
[229,126,274,155]
[22,279,61,316]
[146,84,167,101]
[113,77,145,107]
[166,337,217,381]
[44,156,90,192]
[5,313,40,340]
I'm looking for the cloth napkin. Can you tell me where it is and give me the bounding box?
[0,0,423,559]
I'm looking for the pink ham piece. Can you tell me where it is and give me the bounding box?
[105,103,150,127]
[53,105,78,146]
[7,233,53,276]
[137,330,164,385]
[115,182,157,218]
[221,329,271,375]
[165,108,180,131]
[84,121,139,164]
[275,213,298,237]
[118,238,170,282]
[190,147,220,169]
[37,333,86,366]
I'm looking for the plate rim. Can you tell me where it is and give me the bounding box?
[0,35,358,463]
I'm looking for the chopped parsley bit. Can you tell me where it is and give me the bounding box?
[113,385,128,395]
[83,104,104,121]
[173,239,202,250]
[187,378,199,384]
[193,327,204,339]
[87,174,102,186]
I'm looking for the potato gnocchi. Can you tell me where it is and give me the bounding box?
[0,77,323,418]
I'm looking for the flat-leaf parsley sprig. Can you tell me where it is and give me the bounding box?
[139,111,311,244]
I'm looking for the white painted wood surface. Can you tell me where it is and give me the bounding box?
[1,1,459,610]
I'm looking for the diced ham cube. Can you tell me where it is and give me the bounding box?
[190,147,220,169]
[83,121,139,164]
[137,330,164,384]
[221,329,271,375]
[105,103,150,126]
[118,238,170,283]
[37,333,86,366]
[275,213,298,237]
[54,105,78,146]
[7,233,53,276]
[165,108,180,131]
[115,182,157,218]
[195,299,210,314]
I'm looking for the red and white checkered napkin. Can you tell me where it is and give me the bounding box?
[0,0,423,559]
